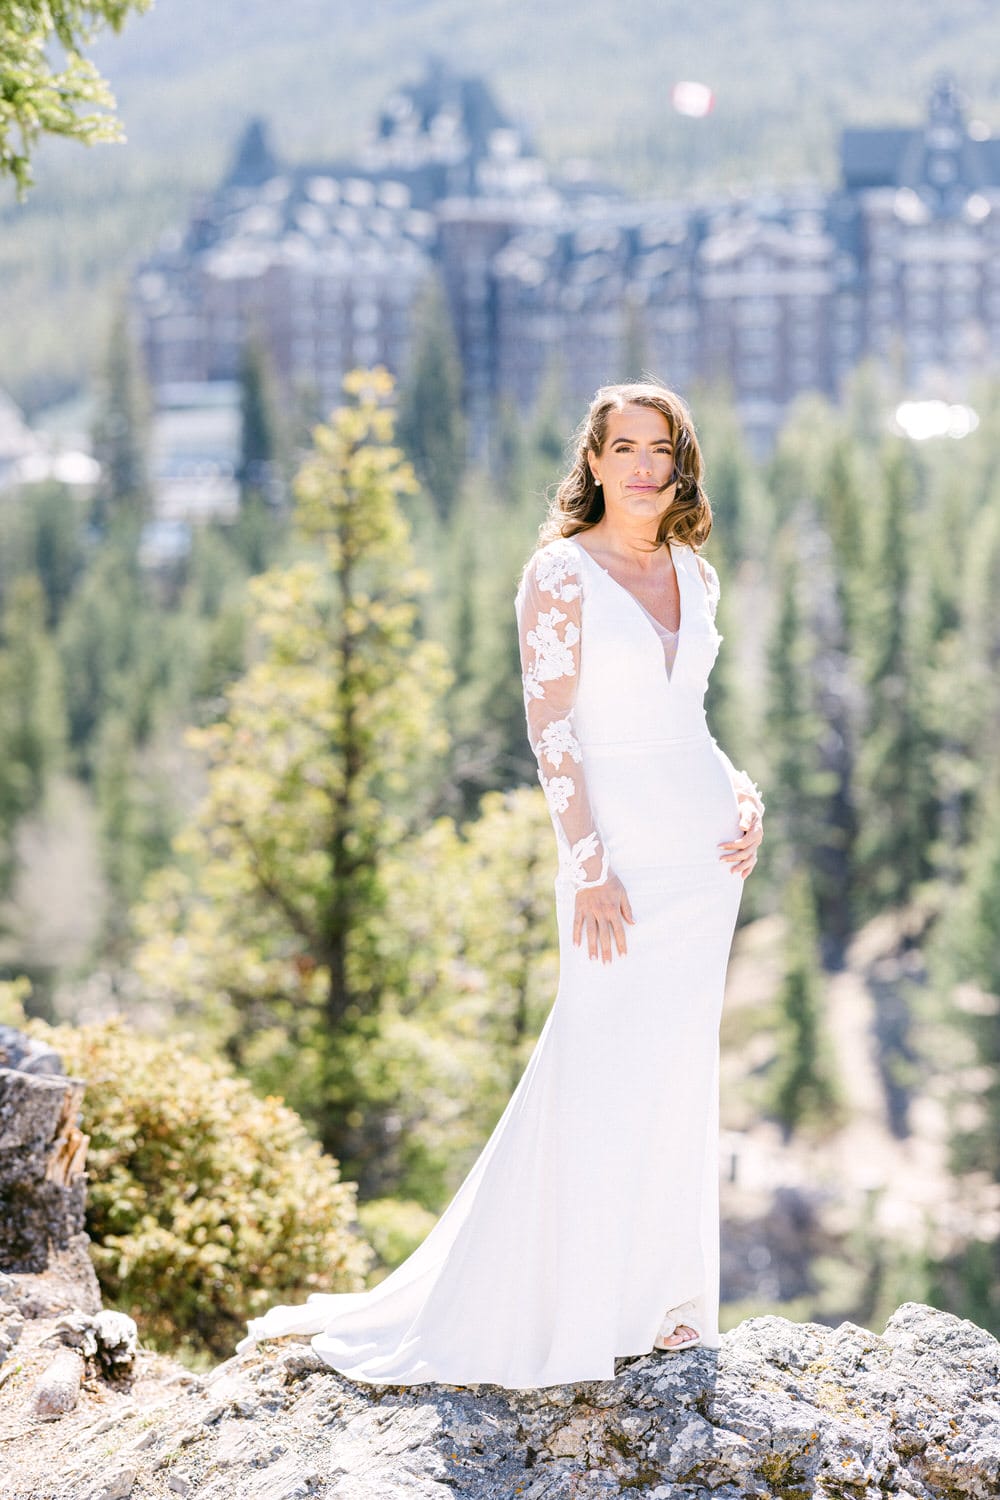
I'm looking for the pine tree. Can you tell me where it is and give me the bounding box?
[929,764,1000,1341]
[692,390,763,571]
[396,278,467,519]
[491,397,528,506]
[927,756,1000,1329]
[93,711,176,953]
[530,358,569,471]
[237,333,284,507]
[0,575,68,895]
[926,502,1000,883]
[855,443,936,911]
[0,481,86,629]
[90,302,151,529]
[766,868,839,1140]
[817,441,865,639]
[132,370,452,1184]
[764,522,850,944]
[56,537,158,771]
[766,532,822,865]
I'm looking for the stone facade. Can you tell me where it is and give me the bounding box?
[133,67,1000,454]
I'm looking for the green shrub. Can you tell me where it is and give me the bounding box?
[31,1015,374,1360]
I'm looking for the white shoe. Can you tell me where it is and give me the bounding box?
[653,1298,702,1352]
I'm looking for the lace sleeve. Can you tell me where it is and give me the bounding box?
[696,551,765,819]
[515,544,610,889]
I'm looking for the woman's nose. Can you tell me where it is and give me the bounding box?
[635,451,653,473]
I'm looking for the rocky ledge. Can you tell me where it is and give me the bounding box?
[2,1025,998,1498]
[1,1300,997,1499]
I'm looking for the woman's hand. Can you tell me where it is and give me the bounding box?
[573,872,636,962]
[718,800,764,878]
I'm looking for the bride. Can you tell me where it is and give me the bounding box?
[236,380,764,1387]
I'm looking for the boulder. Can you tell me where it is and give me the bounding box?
[0,1027,94,1299]
[3,1301,998,1498]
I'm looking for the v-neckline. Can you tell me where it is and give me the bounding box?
[567,535,685,685]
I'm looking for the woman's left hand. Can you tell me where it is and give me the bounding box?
[718,800,763,878]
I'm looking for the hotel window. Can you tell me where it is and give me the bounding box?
[907,292,937,319]
[739,327,778,354]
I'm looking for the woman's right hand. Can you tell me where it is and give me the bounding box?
[573,872,636,963]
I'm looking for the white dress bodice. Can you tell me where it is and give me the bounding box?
[514,534,763,892]
[639,609,680,676]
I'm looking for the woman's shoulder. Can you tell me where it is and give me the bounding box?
[519,535,584,602]
[689,548,721,615]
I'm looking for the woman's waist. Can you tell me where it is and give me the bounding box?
[579,729,713,758]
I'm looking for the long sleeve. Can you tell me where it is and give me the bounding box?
[695,552,766,821]
[516,544,610,889]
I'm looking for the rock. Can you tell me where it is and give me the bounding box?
[1,1028,997,1498]
[3,1301,999,1497]
[95,1310,139,1373]
[31,1346,84,1419]
[0,1026,65,1075]
[0,1305,25,1364]
[0,1028,92,1289]
[56,1308,140,1379]
[278,1343,330,1380]
[83,1465,140,1500]
[0,1272,25,1368]
[53,1307,97,1350]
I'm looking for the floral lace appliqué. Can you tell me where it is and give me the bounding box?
[533,541,583,603]
[537,716,583,770]
[540,773,576,815]
[525,607,580,697]
[516,542,609,890]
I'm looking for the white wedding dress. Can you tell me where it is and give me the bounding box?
[236,534,763,1388]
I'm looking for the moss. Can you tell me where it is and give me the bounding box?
[754,1450,811,1500]
[620,1467,663,1489]
[675,1464,714,1486]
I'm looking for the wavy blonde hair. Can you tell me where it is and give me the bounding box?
[538,381,712,551]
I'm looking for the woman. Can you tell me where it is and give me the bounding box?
[236,380,763,1386]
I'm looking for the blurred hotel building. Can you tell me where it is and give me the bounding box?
[133,65,1000,463]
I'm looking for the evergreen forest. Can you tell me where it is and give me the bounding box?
[2,294,1000,1359]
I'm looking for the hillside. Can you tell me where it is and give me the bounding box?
[3,0,1000,409]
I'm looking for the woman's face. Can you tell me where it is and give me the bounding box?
[587,403,676,518]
